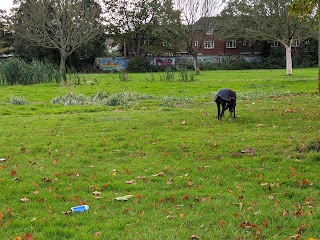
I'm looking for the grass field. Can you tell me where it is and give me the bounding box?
[0,68,319,239]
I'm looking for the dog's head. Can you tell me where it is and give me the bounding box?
[227,98,236,113]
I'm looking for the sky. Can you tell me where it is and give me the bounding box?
[1,0,14,11]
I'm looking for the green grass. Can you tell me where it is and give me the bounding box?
[0,68,319,239]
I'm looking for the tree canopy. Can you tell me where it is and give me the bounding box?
[219,0,315,75]
[104,0,182,57]
[14,0,105,78]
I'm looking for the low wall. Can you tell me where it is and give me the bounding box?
[95,55,262,71]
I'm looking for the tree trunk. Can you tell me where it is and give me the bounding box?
[59,50,68,82]
[193,55,200,75]
[285,45,292,75]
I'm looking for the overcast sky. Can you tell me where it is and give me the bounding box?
[1,0,14,11]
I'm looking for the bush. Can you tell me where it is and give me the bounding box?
[5,96,29,105]
[126,56,152,73]
[0,58,59,85]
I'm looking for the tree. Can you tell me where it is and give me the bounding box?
[0,9,14,55]
[219,0,315,75]
[14,0,104,78]
[175,0,223,74]
[291,0,320,94]
[104,0,182,57]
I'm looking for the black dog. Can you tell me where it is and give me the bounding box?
[214,88,237,120]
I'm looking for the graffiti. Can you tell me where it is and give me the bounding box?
[95,55,262,71]
[154,58,175,66]
[95,58,128,71]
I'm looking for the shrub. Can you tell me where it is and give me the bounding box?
[5,96,29,105]
[126,56,152,73]
[0,58,59,85]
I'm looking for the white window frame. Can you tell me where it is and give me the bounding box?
[206,27,214,35]
[292,39,300,47]
[195,41,199,47]
[226,40,236,48]
[204,41,214,49]
[271,41,279,47]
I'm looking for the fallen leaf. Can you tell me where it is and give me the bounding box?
[92,191,101,199]
[94,231,102,237]
[62,211,73,215]
[10,170,17,176]
[189,235,201,240]
[0,212,4,220]
[152,172,165,177]
[166,179,173,185]
[114,195,134,201]
[20,197,29,203]
[52,159,58,165]
[42,178,52,182]
[0,158,6,162]
[187,180,193,187]
[13,177,21,181]
[241,148,256,154]
[179,213,185,218]
[125,180,136,185]
[14,237,22,240]
[25,233,33,240]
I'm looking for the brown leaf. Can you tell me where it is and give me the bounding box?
[20,197,29,203]
[219,219,225,228]
[42,178,52,182]
[0,212,4,220]
[166,178,173,185]
[52,159,58,165]
[125,180,136,185]
[152,172,165,177]
[241,148,256,154]
[187,180,193,187]
[94,231,102,237]
[189,235,201,240]
[25,233,33,240]
[10,170,17,176]
[62,211,73,215]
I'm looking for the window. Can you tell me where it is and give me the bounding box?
[292,39,300,47]
[271,41,279,47]
[162,42,172,47]
[195,41,199,47]
[204,41,214,49]
[226,40,236,48]
[206,27,214,35]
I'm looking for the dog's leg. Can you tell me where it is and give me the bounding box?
[233,107,236,118]
[216,102,221,120]
[221,101,227,119]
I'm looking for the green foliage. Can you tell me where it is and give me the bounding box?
[118,70,130,81]
[0,58,59,85]
[126,56,152,73]
[159,68,175,82]
[5,96,29,105]
[51,91,155,106]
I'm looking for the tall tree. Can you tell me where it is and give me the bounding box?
[0,9,14,55]
[14,0,104,78]
[219,0,315,75]
[175,0,223,74]
[291,0,320,93]
[104,0,182,57]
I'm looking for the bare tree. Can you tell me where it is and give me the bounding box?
[15,0,104,78]
[175,0,223,74]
